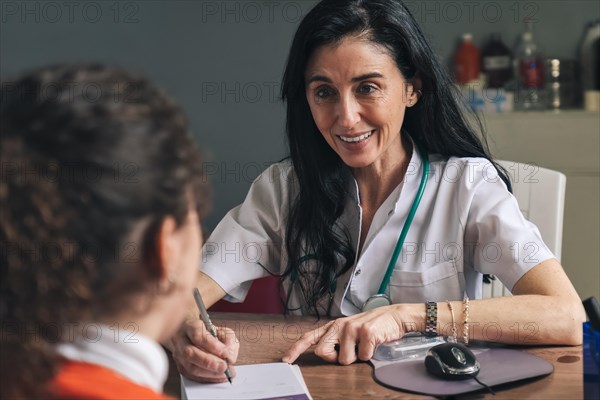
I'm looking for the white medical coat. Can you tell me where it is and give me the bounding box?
[201,148,554,316]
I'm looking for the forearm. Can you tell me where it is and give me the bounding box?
[182,272,227,319]
[402,295,585,345]
[165,272,227,352]
[197,271,226,307]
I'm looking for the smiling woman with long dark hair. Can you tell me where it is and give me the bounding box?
[169,0,584,379]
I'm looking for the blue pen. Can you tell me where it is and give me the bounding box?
[193,288,233,384]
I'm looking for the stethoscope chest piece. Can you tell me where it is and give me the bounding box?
[362,294,392,312]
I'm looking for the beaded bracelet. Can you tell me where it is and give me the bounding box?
[446,300,457,342]
[462,296,470,345]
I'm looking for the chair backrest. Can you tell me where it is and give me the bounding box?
[208,275,285,314]
[482,161,566,298]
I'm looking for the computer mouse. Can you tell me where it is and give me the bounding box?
[424,342,480,380]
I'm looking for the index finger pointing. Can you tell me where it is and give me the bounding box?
[282,321,334,363]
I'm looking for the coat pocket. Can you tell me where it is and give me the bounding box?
[388,261,464,303]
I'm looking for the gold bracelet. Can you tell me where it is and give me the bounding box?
[462,296,470,345]
[446,300,457,342]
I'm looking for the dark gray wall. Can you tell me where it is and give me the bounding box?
[2,0,598,230]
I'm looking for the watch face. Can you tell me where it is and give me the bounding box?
[362,295,392,311]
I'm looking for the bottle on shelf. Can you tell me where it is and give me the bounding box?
[481,33,512,89]
[514,19,546,110]
[454,33,480,85]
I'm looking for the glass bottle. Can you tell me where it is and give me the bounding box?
[481,33,512,89]
[514,20,546,110]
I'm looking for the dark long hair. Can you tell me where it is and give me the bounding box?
[0,64,205,398]
[280,0,510,316]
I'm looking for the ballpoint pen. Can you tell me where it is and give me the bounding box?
[193,288,233,384]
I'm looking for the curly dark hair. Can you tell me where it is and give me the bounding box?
[0,64,205,398]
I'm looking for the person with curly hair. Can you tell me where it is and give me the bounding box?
[0,64,238,398]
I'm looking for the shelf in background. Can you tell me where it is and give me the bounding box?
[482,109,600,121]
[481,110,599,175]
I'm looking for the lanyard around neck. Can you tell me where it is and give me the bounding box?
[376,151,430,295]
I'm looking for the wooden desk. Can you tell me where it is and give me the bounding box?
[165,313,583,399]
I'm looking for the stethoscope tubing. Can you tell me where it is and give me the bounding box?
[376,151,430,295]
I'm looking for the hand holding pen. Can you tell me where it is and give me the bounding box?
[193,288,234,384]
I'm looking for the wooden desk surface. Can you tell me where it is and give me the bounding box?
[165,313,583,399]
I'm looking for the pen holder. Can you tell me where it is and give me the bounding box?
[584,322,600,399]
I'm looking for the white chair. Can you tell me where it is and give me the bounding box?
[482,161,566,298]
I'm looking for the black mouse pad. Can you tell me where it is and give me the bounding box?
[372,348,554,396]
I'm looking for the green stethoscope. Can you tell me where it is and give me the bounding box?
[361,150,430,311]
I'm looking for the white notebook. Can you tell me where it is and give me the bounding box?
[181,362,312,400]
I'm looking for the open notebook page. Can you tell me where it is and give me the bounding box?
[181,362,312,400]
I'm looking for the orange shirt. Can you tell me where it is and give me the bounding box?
[49,360,173,400]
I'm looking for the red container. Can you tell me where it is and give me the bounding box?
[454,33,481,84]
